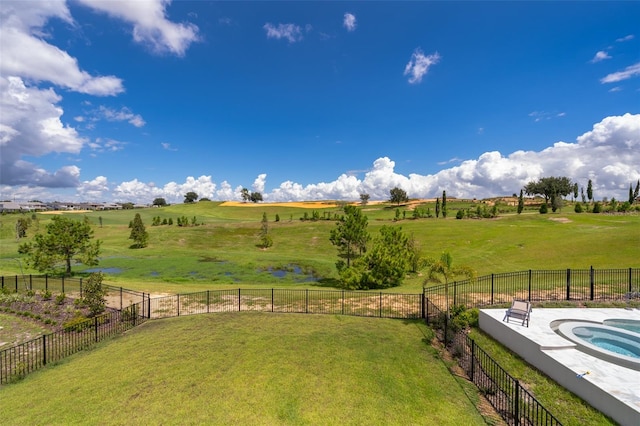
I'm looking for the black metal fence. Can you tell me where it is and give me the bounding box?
[148,288,422,319]
[424,267,639,312]
[425,301,562,426]
[0,274,153,315]
[0,305,146,384]
[454,333,562,426]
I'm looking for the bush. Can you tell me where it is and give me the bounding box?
[40,289,52,300]
[592,202,602,213]
[63,314,91,332]
[83,272,107,317]
[55,293,66,305]
[574,203,583,213]
[539,203,548,214]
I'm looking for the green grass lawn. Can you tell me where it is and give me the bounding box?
[0,313,491,425]
[467,329,616,426]
[1,201,638,294]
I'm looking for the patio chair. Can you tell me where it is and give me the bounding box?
[503,299,532,327]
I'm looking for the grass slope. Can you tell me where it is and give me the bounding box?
[1,314,488,425]
[1,201,638,294]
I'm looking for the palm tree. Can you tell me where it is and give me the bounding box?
[423,251,476,318]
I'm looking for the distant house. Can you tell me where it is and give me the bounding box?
[0,201,26,213]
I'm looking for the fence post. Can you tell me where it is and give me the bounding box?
[426,297,430,324]
[62,276,65,294]
[590,266,595,301]
[15,275,18,292]
[147,295,151,319]
[491,274,494,305]
[120,287,123,311]
[271,289,274,312]
[470,339,475,381]
[379,292,383,317]
[80,277,83,298]
[453,281,457,306]
[306,289,309,314]
[45,274,48,292]
[207,290,210,314]
[629,268,633,294]
[528,270,532,299]
[42,334,47,366]
[342,290,345,315]
[238,289,241,312]
[29,275,33,290]
[421,288,425,319]
[177,294,180,316]
[94,317,99,342]
[514,379,520,424]
[566,268,571,301]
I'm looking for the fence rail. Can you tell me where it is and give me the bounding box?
[424,267,639,311]
[0,305,146,384]
[148,288,422,319]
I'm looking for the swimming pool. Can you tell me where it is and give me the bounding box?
[604,318,640,334]
[554,320,640,371]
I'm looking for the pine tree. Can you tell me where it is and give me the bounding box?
[517,189,524,214]
[442,190,448,218]
[259,212,272,248]
[129,213,149,248]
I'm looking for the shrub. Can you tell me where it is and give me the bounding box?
[40,289,52,300]
[539,203,548,214]
[592,202,602,213]
[83,272,107,317]
[574,203,583,213]
[63,314,91,332]
[55,293,66,305]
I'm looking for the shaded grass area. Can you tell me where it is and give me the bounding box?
[467,328,616,426]
[1,314,489,425]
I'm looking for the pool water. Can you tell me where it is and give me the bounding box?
[604,318,640,334]
[574,326,640,359]
[555,321,640,371]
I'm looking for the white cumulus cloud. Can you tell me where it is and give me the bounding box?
[75,0,200,56]
[343,13,357,32]
[3,115,639,205]
[601,62,640,83]
[590,50,611,63]
[404,49,441,84]
[263,23,303,43]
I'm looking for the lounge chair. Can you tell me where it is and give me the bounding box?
[503,299,532,327]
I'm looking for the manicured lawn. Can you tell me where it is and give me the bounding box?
[1,313,491,425]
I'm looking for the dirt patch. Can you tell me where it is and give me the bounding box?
[549,217,572,223]
[220,201,341,208]
[39,210,94,215]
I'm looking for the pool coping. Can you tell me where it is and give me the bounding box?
[479,308,640,426]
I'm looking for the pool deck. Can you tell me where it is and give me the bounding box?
[479,307,640,426]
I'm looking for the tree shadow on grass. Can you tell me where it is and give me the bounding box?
[312,277,342,289]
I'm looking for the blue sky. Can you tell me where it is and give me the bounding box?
[1,1,639,204]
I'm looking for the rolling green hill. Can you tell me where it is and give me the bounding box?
[1,199,638,294]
